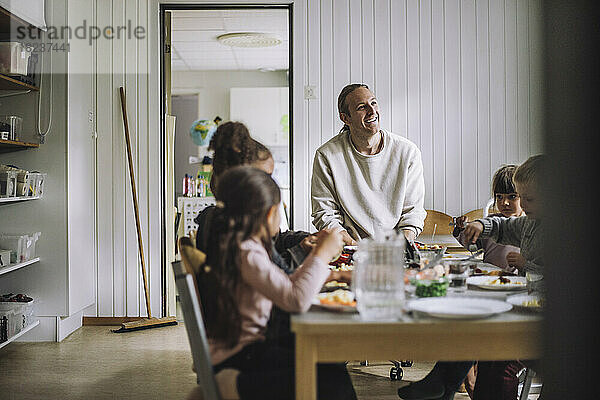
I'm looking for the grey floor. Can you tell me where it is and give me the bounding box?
[0,323,539,399]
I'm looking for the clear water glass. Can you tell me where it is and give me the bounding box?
[447,261,469,293]
[352,234,405,320]
[526,271,544,294]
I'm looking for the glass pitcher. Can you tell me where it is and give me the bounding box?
[352,232,405,320]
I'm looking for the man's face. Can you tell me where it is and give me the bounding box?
[340,87,380,137]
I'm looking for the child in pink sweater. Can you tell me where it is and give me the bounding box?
[196,166,357,399]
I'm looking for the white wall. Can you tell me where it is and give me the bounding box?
[88,0,544,316]
[172,70,289,122]
[91,0,161,318]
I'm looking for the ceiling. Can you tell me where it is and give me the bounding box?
[170,9,289,71]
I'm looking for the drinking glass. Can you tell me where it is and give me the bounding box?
[526,271,544,294]
[352,233,405,320]
[446,261,469,293]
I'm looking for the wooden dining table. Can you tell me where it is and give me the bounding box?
[291,290,543,400]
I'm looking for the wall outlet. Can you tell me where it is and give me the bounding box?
[304,85,317,99]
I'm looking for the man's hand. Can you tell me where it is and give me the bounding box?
[339,230,357,246]
[402,229,416,242]
[462,221,484,243]
[506,252,526,269]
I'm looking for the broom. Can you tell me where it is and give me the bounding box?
[113,87,177,333]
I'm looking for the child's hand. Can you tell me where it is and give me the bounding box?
[299,234,318,253]
[326,270,352,284]
[506,252,526,269]
[455,216,468,229]
[312,229,344,264]
[462,221,484,243]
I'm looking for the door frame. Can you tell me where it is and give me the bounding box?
[159,2,296,315]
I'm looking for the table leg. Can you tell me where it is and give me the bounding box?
[296,333,317,400]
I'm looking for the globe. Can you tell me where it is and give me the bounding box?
[189,119,217,146]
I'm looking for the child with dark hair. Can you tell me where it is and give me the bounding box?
[194,121,348,348]
[196,166,356,399]
[455,165,524,272]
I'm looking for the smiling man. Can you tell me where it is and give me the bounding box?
[311,83,426,244]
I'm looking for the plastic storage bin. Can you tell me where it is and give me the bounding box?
[0,249,11,267]
[0,298,34,339]
[0,115,23,141]
[0,42,30,76]
[0,308,15,342]
[0,170,17,198]
[31,172,46,197]
[0,232,41,263]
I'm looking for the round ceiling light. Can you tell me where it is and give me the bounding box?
[217,32,282,48]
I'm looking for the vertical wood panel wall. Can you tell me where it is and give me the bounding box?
[93,0,160,318]
[299,0,544,232]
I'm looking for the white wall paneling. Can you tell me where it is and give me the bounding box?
[92,0,160,318]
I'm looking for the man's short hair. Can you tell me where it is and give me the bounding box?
[337,83,370,116]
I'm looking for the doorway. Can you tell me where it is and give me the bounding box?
[160,5,293,316]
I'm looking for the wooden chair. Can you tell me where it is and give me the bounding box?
[421,210,454,236]
[463,208,484,221]
[175,237,240,400]
[463,198,497,221]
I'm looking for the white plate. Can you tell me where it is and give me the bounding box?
[506,294,544,312]
[467,276,527,291]
[311,299,357,313]
[468,262,504,276]
[407,297,512,319]
[313,291,357,313]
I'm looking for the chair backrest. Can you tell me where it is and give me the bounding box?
[463,198,497,221]
[464,208,484,221]
[421,210,454,236]
[173,239,222,400]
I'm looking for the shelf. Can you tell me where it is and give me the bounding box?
[0,74,39,92]
[0,139,40,153]
[0,195,41,204]
[0,320,40,349]
[0,257,40,276]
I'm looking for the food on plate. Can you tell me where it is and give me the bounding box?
[324,280,348,289]
[489,276,523,285]
[317,289,356,307]
[330,262,353,271]
[522,298,544,308]
[329,250,355,271]
[473,267,503,276]
[414,242,443,250]
[414,278,449,298]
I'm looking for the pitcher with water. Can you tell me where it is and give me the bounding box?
[352,233,406,320]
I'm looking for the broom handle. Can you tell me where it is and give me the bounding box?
[119,87,152,318]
